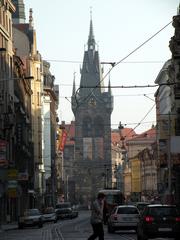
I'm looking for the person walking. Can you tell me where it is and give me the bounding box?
[88,192,105,240]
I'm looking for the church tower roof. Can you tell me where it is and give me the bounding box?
[78,17,103,99]
[12,0,26,24]
[72,72,76,96]
[88,19,96,50]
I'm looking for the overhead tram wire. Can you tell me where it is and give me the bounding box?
[44,59,165,64]
[59,21,171,139]
[74,20,172,110]
[124,103,156,136]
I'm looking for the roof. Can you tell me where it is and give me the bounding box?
[127,127,156,142]
[111,128,137,145]
[63,121,75,146]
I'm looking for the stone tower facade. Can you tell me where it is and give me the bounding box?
[71,19,113,204]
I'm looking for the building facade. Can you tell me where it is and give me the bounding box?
[155,7,180,205]
[43,60,59,206]
[0,0,16,223]
[125,128,157,202]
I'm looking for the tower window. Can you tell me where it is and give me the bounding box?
[83,117,92,137]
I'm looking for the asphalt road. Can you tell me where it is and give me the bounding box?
[0,210,172,240]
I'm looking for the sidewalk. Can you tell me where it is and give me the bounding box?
[0,222,18,232]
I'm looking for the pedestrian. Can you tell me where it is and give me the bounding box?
[88,192,105,240]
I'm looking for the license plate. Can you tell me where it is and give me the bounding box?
[158,228,172,232]
[26,220,33,224]
[123,217,131,221]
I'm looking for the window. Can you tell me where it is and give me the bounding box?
[117,207,138,214]
[94,116,104,137]
[83,117,92,137]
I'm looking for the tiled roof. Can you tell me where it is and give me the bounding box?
[111,128,137,145]
[128,127,156,141]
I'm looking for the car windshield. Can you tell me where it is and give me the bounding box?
[24,209,40,216]
[56,203,71,209]
[44,208,54,213]
[117,207,139,214]
[149,207,179,217]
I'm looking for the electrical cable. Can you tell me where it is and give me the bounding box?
[74,20,172,110]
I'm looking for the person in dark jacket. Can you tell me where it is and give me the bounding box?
[88,192,105,240]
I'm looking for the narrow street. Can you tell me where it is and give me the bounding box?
[0,211,137,240]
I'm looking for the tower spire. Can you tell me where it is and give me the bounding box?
[12,0,26,24]
[108,72,112,95]
[29,8,34,29]
[72,72,76,96]
[88,7,96,50]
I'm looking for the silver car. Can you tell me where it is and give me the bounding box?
[18,208,43,229]
[42,207,57,223]
[107,205,140,233]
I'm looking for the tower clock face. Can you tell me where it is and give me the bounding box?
[88,98,96,106]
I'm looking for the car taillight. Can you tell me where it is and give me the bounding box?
[176,217,180,222]
[144,216,154,223]
[113,214,118,220]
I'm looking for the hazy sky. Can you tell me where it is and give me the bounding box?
[25,0,179,133]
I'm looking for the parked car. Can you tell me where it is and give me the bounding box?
[18,208,43,229]
[42,207,57,223]
[107,205,140,233]
[137,204,180,240]
[135,202,149,214]
[55,202,78,219]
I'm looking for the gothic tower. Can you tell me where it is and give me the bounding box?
[12,0,26,24]
[71,18,113,204]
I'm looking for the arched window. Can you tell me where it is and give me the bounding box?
[94,116,104,137]
[83,116,92,137]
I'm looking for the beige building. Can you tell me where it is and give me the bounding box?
[111,127,136,198]
[12,5,45,207]
[125,128,157,202]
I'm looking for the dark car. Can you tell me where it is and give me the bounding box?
[18,208,43,229]
[55,202,78,219]
[107,205,140,233]
[137,204,180,240]
[135,202,149,214]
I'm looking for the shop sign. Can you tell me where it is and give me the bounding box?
[7,169,18,180]
[0,140,8,167]
[18,172,29,181]
[7,188,17,198]
[7,180,18,189]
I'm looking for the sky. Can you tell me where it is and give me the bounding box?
[25,0,179,133]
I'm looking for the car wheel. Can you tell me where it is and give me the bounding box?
[54,219,57,223]
[18,223,23,229]
[141,233,148,240]
[107,224,115,233]
[137,235,141,240]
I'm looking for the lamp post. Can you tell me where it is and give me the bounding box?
[118,121,126,193]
